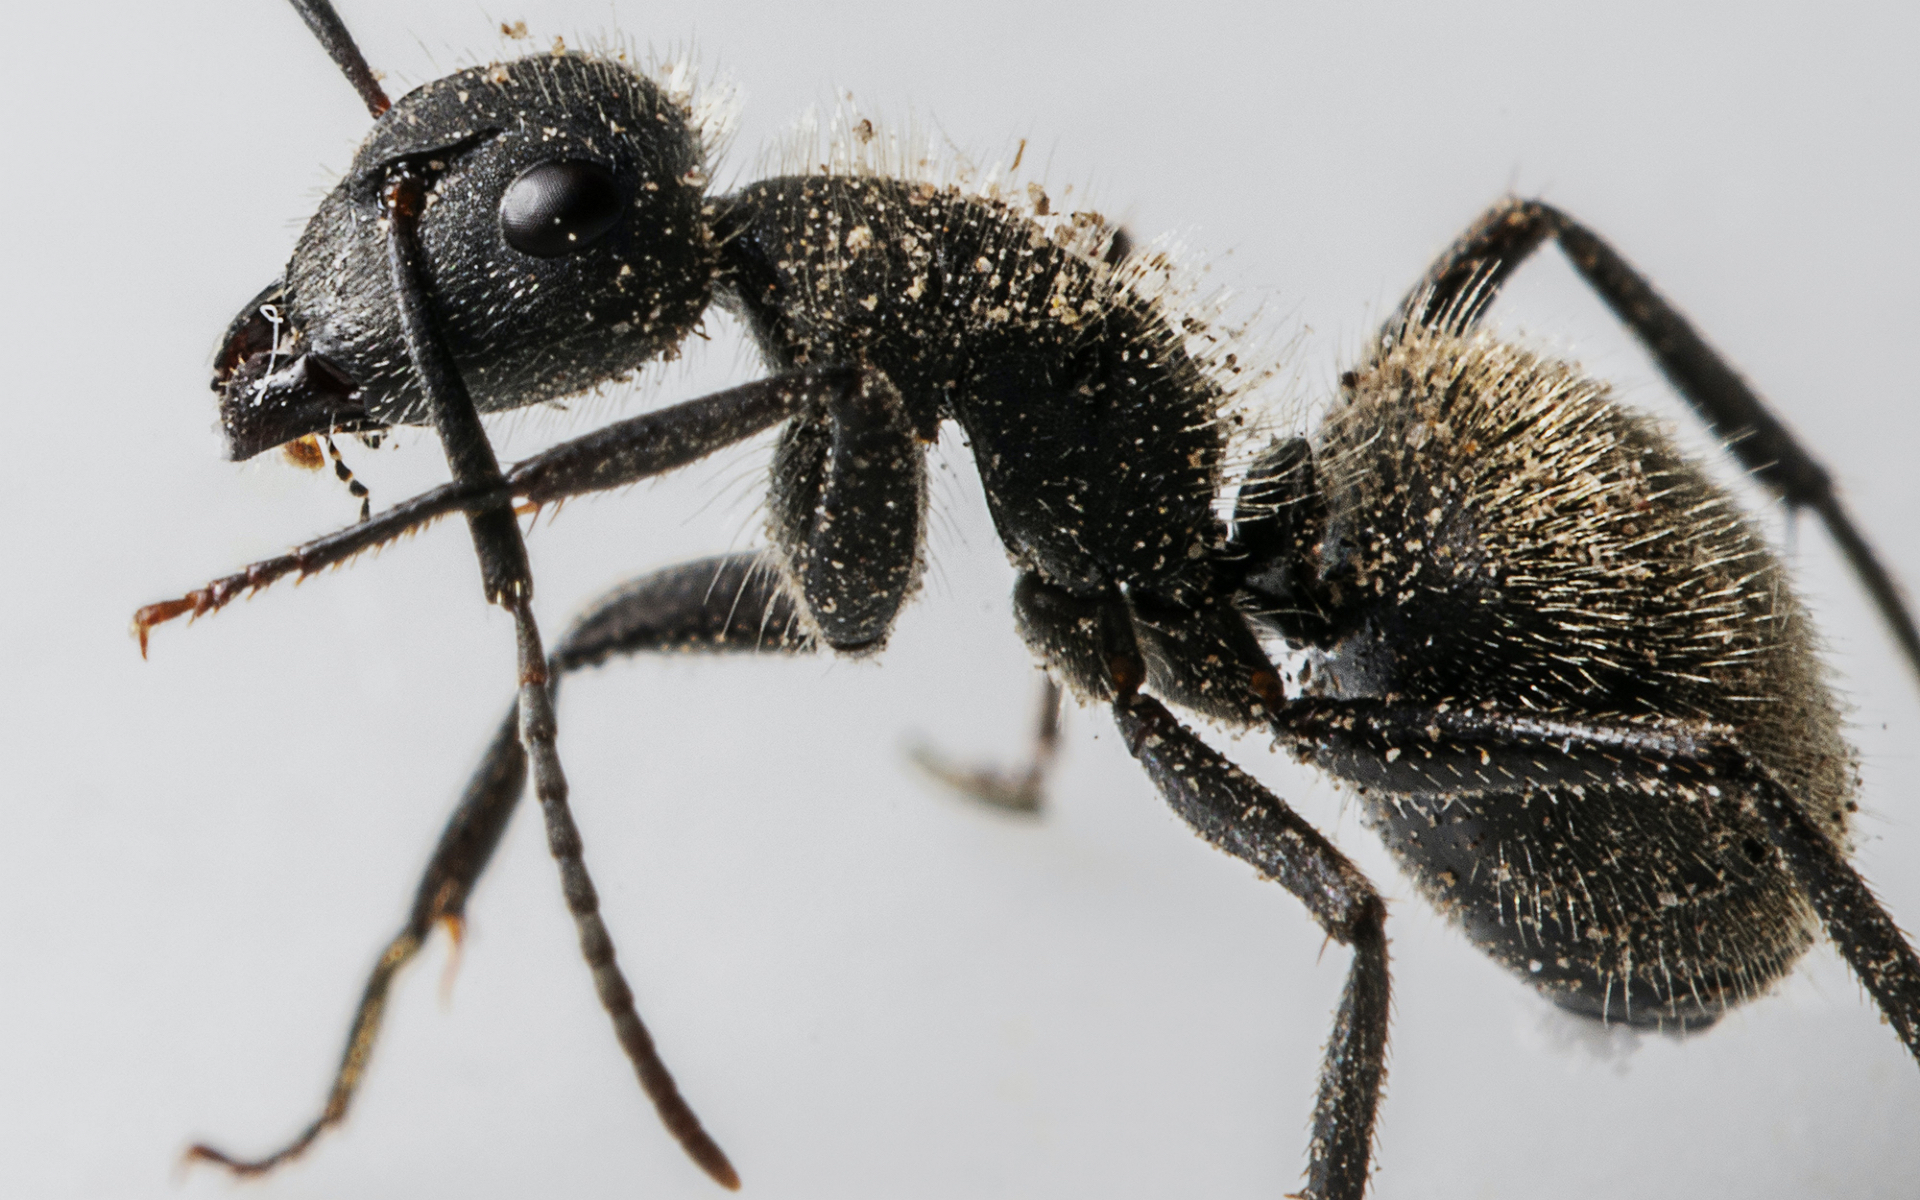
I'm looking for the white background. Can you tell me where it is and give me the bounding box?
[2,1,1917,1198]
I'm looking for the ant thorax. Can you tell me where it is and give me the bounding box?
[709,114,1272,615]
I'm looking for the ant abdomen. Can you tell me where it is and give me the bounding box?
[1297,327,1853,1026]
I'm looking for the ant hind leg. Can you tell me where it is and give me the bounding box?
[1390,197,1920,687]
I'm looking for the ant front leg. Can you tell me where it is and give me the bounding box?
[189,554,808,1177]
[1389,197,1920,685]
[763,370,928,652]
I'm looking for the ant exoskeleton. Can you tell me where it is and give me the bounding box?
[136,2,1920,1196]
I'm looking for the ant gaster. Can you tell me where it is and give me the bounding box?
[137,2,1920,1196]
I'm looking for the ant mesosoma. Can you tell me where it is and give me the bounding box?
[137,2,1920,1195]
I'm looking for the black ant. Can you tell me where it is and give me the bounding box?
[137,2,1920,1196]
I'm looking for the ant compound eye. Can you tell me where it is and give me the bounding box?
[499,160,626,257]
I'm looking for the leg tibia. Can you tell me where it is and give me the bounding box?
[1114,693,1388,1200]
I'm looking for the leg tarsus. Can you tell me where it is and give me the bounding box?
[132,368,850,653]
[908,675,1061,816]
[186,703,528,1176]
[186,925,427,1175]
[131,478,490,655]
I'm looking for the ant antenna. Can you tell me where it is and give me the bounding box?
[288,0,391,117]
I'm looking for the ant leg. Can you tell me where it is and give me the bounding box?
[765,372,927,651]
[1116,693,1388,1200]
[550,553,812,670]
[1389,197,1920,686]
[908,674,1062,815]
[186,710,526,1177]
[1749,764,1920,1062]
[1011,575,1385,1198]
[1385,198,1553,338]
[1273,698,1920,1064]
[133,365,864,653]
[188,554,805,1177]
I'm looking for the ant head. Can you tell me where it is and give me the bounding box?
[216,53,719,461]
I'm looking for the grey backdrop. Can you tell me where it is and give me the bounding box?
[2,1,1917,1197]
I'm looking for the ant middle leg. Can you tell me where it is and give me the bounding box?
[1116,692,1388,1200]
[1013,572,1389,1199]
[908,675,1062,816]
[1388,197,1920,684]
[187,553,808,1178]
